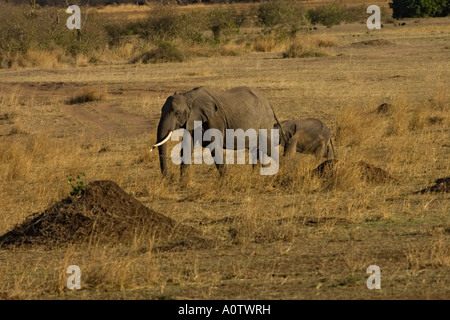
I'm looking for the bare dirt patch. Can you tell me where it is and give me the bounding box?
[62,103,155,138]
[351,39,395,47]
[0,82,156,138]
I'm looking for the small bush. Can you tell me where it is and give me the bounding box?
[253,34,278,52]
[308,4,346,28]
[258,0,296,27]
[258,0,307,37]
[179,11,209,43]
[134,7,183,41]
[208,9,243,43]
[131,41,186,64]
[123,7,208,44]
[307,4,367,27]
[68,172,87,197]
[104,23,132,47]
[69,87,107,105]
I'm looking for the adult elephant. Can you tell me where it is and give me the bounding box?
[274,118,335,158]
[151,86,285,177]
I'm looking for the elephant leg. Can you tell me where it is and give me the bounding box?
[324,145,332,158]
[180,161,190,178]
[180,135,194,179]
[283,136,298,158]
[211,148,227,177]
[216,163,227,177]
[256,133,279,171]
[254,147,262,170]
[314,142,327,159]
[326,138,336,158]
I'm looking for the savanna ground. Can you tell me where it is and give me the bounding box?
[0,1,449,300]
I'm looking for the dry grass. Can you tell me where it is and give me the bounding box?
[253,34,280,52]
[283,35,336,58]
[405,234,449,275]
[0,3,448,300]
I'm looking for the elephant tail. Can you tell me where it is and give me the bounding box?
[329,137,337,159]
[270,103,288,146]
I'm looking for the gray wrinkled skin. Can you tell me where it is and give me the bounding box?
[155,86,283,177]
[274,118,335,158]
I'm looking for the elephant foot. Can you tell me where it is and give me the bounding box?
[215,163,227,178]
[179,171,192,184]
[218,171,227,179]
[179,176,194,188]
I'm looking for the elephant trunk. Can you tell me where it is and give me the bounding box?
[155,119,176,176]
[158,140,168,176]
[274,123,286,147]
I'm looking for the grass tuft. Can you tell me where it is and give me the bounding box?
[131,41,187,64]
[68,87,107,105]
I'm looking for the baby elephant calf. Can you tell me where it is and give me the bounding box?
[275,118,335,158]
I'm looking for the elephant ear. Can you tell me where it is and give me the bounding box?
[186,94,218,131]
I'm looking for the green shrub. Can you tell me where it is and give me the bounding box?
[342,5,369,23]
[104,23,132,47]
[307,4,346,28]
[67,172,87,197]
[389,0,449,18]
[135,7,183,41]
[258,0,307,37]
[123,6,209,44]
[258,0,296,27]
[179,11,209,43]
[0,2,109,67]
[0,3,35,63]
[208,9,243,43]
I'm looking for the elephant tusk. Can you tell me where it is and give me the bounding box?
[150,131,173,152]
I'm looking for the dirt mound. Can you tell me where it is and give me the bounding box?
[414,177,450,194]
[357,161,398,184]
[351,39,394,47]
[0,113,15,136]
[311,159,340,178]
[312,159,398,184]
[0,180,206,248]
[373,102,393,115]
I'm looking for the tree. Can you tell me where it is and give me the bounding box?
[390,0,449,18]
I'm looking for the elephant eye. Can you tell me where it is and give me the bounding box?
[174,111,181,117]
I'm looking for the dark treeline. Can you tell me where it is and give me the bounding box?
[3,0,263,7]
